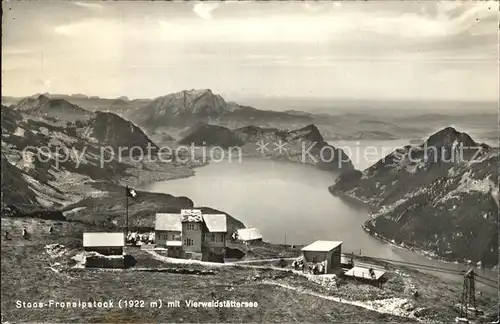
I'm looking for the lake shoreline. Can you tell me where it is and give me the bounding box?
[329,190,498,272]
[327,189,379,213]
[140,155,498,277]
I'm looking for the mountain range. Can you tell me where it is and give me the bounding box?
[0,100,195,218]
[330,127,499,266]
[179,123,354,170]
[1,90,498,267]
[1,93,350,228]
[6,90,475,143]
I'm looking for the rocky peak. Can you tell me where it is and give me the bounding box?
[88,111,158,155]
[424,127,477,148]
[14,94,88,115]
[292,124,324,142]
[36,94,51,102]
[183,88,213,96]
[131,89,228,127]
[15,94,50,111]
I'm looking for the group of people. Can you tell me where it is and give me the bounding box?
[308,261,326,275]
[4,226,54,240]
[126,232,154,245]
[292,257,327,275]
[292,258,305,271]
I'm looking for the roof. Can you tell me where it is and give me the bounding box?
[203,214,227,232]
[83,232,124,247]
[165,241,182,247]
[181,209,203,222]
[155,213,182,231]
[236,228,263,241]
[344,266,386,280]
[301,240,342,252]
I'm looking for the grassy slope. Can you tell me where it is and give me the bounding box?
[2,217,498,323]
[2,218,410,323]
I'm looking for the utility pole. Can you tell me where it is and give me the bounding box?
[125,187,129,240]
[458,269,477,322]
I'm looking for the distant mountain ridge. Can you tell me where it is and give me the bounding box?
[1,101,243,232]
[3,91,497,143]
[179,123,354,171]
[13,95,93,121]
[129,89,314,129]
[0,103,191,212]
[9,95,158,157]
[330,127,499,266]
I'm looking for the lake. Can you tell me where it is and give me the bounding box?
[141,140,497,289]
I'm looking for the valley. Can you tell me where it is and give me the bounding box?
[1,90,498,323]
[2,90,498,268]
[3,1,499,322]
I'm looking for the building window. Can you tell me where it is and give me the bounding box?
[184,238,194,246]
[186,223,199,231]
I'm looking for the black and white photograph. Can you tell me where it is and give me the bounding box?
[1,1,499,323]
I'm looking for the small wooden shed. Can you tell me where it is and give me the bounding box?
[301,240,342,275]
[83,232,125,256]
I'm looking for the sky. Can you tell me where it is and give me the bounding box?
[2,1,499,103]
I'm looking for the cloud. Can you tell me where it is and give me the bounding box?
[31,78,53,88]
[74,2,103,10]
[193,2,219,20]
[157,2,498,44]
[4,1,497,101]
[53,19,121,38]
[54,25,74,36]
